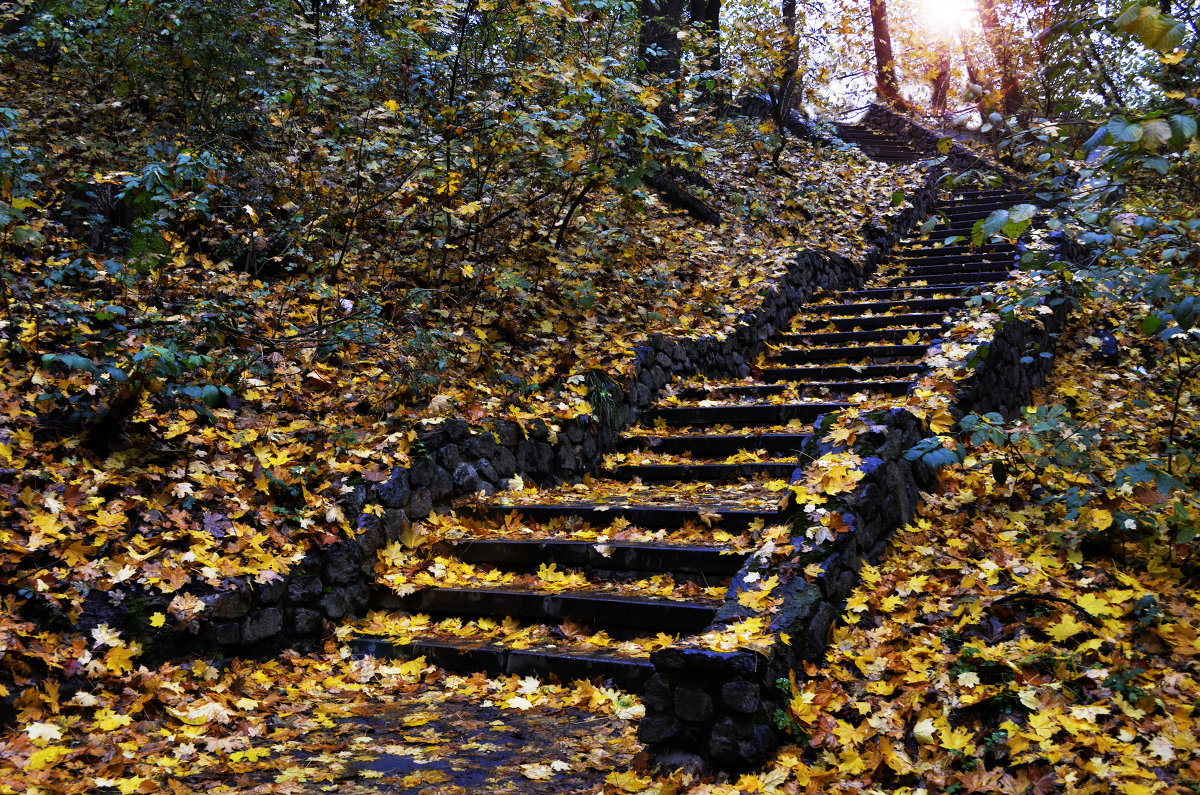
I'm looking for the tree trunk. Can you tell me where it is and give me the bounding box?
[930,40,952,113]
[977,0,1024,115]
[869,0,901,103]
[638,0,687,125]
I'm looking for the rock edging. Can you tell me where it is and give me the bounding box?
[146,163,945,659]
[635,234,1081,770]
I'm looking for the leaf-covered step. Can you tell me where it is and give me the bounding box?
[610,461,797,483]
[375,586,720,633]
[897,253,1017,269]
[885,270,1010,287]
[792,311,951,331]
[775,326,942,345]
[671,382,790,400]
[776,379,915,396]
[809,296,971,314]
[772,344,928,363]
[836,284,986,300]
[487,503,781,530]
[852,144,923,155]
[882,260,1014,277]
[761,363,924,381]
[350,636,657,690]
[899,242,1017,258]
[439,538,750,575]
[621,431,810,457]
[938,205,1033,222]
[942,190,1029,202]
[642,401,845,427]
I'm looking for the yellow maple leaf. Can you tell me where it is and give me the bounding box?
[94,709,133,731]
[928,406,955,434]
[606,770,653,792]
[1081,506,1113,531]
[104,645,137,675]
[1076,592,1113,617]
[27,745,69,770]
[1045,613,1087,642]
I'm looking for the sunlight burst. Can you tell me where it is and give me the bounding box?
[920,0,976,35]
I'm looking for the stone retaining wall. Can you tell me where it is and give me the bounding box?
[162,165,945,654]
[636,237,1083,770]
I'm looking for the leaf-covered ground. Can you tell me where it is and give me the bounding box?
[3,264,1196,794]
[0,59,927,662]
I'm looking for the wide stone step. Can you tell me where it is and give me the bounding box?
[441,539,749,575]
[775,326,942,345]
[375,587,720,633]
[488,503,781,530]
[762,363,924,381]
[857,144,923,154]
[674,382,790,400]
[873,154,926,163]
[642,401,844,427]
[773,344,928,363]
[622,432,811,457]
[780,379,915,395]
[886,270,1009,286]
[939,205,1033,221]
[900,243,1018,258]
[838,284,984,299]
[350,637,656,690]
[793,311,951,330]
[812,296,971,314]
[612,462,797,483]
[885,258,1014,273]
[905,226,983,241]
[942,190,1028,202]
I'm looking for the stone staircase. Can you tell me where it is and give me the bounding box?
[834,121,931,163]
[350,185,1031,699]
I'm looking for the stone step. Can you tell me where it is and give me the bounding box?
[441,539,750,575]
[488,503,781,530]
[374,586,720,633]
[939,204,1033,221]
[886,256,1014,271]
[773,344,927,363]
[873,154,926,163]
[899,242,1018,258]
[775,326,942,345]
[642,401,845,427]
[906,225,985,240]
[350,637,656,690]
[622,432,811,457]
[855,144,923,154]
[761,363,924,381]
[793,311,951,331]
[778,379,915,395]
[885,270,1009,286]
[942,190,1029,202]
[674,382,791,400]
[837,284,985,300]
[611,462,798,483]
[810,296,971,314]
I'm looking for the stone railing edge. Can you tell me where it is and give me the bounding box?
[125,165,946,657]
[635,233,1088,770]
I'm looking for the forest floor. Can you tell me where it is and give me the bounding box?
[1,59,1197,792]
[3,284,1197,794]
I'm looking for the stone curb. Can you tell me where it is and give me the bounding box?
[636,233,1085,769]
